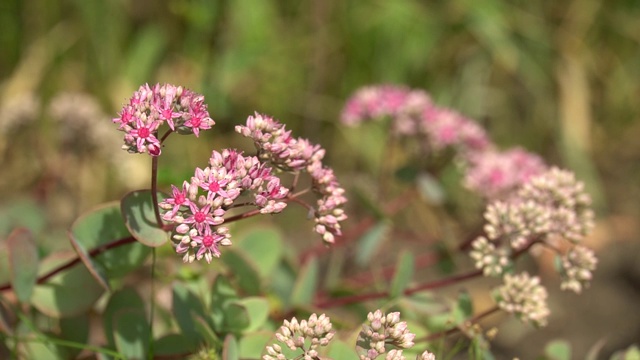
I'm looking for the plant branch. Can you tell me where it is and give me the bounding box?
[315,269,483,308]
[0,236,137,292]
[150,156,164,227]
[419,306,501,343]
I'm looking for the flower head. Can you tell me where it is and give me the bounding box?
[464,148,547,199]
[559,245,598,294]
[237,113,347,244]
[159,149,289,262]
[495,272,550,327]
[113,83,214,156]
[356,310,416,360]
[263,313,334,360]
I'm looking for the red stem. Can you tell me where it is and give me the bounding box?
[151,156,164,228]
[419,306,501,342]
[314,269,483,308]
[0,236,137,292]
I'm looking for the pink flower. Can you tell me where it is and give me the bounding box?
[112,83,215,156]
[183,202,223,233]
[159,181,191,219]
[464,148,547,199]
[191,226,224,263]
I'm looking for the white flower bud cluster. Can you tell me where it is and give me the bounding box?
[518,167,595,243]
[470,167,598,326]
[559,245,598,294]
[483,200,552,250]
[469,236,511,277]
[356,310,416,360]
[495,272,550,327]
[263,313,334,360]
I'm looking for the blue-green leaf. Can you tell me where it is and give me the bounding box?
[544,340,572,360]
[120,190,170,247]
[220,249,261,295]
[291,257,318,307]
[356,221,390,266]
[31,251,104,318]
[173,282,207,348]
[389,251,414,299]
[222,334,239,360]
[103,288,145,349]
[69,233,110,292]
[113,308,149,360]
[234,227,284,280]
[7,228,39,303]
[70,201,150,279]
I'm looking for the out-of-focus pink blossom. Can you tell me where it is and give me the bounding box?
[464,148,547,199]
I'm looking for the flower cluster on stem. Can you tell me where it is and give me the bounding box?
[356,310,417,360]
[159,149,289,263]
[113,83,214,156]
[263,313,334,360]
[236,113,348,244]
[341,85,491,155]
[495,272,550,327]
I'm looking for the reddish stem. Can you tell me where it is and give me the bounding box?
[419,306,501,342]
[314,269,483,308]
[150,156,165,228]
[0,236,137,292]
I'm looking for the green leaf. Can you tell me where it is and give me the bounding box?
[59,314,90,359]
[69,233,110,292]
[154,333,195,357]
[193,316,219,345]
[234,227,284,280]
[238,331,272,359]
[103,288,145,349]
[70,201,151,279]
[270,261,297,310]
[290,257,318,307]
[173,282,207,348]
[328,339,360,360]
[356,221,390,266]
[389,251,414,299]
[31,251,105,318]
[120,190,170,247]
[451,290,474,324]
[113,308,149,360]
[0,198,46,237]
[223,301,251,333]
[544,340,572,360]
[22,336,67,360]
[7,228,39,303]
[222,334,239,360]
[238,297,269,332]
[221,249,262,295]
[210,275,242,332]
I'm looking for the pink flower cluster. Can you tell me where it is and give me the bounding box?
[341,85,552,200]
[464,148,548,199]
[236,113,347,244]
[113,83,214,156]
[159,149,289,263]
[340,85,491,154]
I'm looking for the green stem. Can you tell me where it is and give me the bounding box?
[16,313,125,359]
[148,248,156,360]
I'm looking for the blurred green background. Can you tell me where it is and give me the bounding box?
[1,0,639,357]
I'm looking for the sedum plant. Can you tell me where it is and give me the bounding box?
[0,82,603,359]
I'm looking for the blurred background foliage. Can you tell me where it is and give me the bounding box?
[1,0,639,357]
